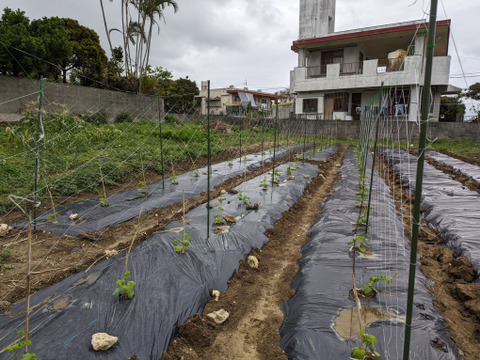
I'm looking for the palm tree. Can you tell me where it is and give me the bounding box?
[98,0,178,90]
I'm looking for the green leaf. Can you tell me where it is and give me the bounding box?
[352,346,366,359]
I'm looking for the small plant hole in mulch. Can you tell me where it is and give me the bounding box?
[333,306,402,339]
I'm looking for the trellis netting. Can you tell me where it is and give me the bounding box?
[0,155,327,359]
[382,147,480,278]
[13,144,305,237]
[279,148,461,359]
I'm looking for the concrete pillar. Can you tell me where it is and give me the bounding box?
[408,86,420,122]
[299,0,336,40]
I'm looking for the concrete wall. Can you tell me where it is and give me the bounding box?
[0,75,163,122]
[299,0,336,40]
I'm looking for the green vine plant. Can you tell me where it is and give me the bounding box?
[348,234,370,254]
[99,197,110,207]
[214,198,226,225]
[99,165,109,207]
[173,228,192,254]
[174,190,191,254]
[170,172,178,185]
[351,326,381,360]
[44,179,59,224]
[112,270,136,300]
[272,169,281,184]
[137,155,148,195]
[2,330,37,360]
[361,273,397,296]
[237,190,250,205]
[286,166,292,175]
[260,176,268,190]
[191,166,200,178]
[137,180,148,195]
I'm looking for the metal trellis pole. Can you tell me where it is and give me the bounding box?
[403,0,438,358]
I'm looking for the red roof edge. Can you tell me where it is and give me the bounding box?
[227,89,278,99]
[291,20,451,51]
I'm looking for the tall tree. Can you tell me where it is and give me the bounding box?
[0,8,40,77]
[99,0,178,92]
[439,96,465,122]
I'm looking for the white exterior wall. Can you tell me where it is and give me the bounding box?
[291,56,451,93]
[299,0,336,39]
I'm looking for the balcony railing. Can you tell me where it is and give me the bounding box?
[305,59,406,79]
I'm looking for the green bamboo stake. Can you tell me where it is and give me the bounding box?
[158,97,165,191]
[207,80,211,239]
[271,99,278,186]
[302,115,307,164]
[403,1,438,358]
[365,83,384,235]
[33,79,45,231]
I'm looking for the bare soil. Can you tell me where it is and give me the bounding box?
[378,154,480,360]
[161,145,347,360]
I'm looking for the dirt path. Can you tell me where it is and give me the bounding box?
[378,154,480,360]
[162,145,347,360]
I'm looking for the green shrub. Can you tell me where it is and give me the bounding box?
[80,111,108,124]
[164,114,180,124]
[115,112,135,123]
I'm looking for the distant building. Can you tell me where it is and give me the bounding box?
[290,0,457,121]
[196,81,278,116]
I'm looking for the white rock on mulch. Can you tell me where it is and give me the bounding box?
[91,333,118,351]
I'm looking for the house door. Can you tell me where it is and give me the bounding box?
[324,97,334,120]
[351,93,362,120]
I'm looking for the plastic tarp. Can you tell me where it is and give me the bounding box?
[0,155,326,360]
[426,150,480,183]
[383,148,480,278]
[237,91,257,109]
[279,148,461,360]
[301,143,340,162]
[15,145,304,237]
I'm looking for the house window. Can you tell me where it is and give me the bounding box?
[303,98,318,113]
[325,93,348,112]
[261,99,269,109]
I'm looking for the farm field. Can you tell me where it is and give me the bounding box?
[1,107,480,359]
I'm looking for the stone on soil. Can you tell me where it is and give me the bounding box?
[206,309,230,324]
[247,255,259,269]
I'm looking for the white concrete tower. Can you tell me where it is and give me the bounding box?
[299,0,336,40]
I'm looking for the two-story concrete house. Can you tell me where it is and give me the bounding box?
[196,81,278,117]
[290,0,454,121]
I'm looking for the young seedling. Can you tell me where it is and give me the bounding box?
[351,326,381,360]
[286,166,292,175]
[361,273,397,295]
[348,234,370,253]
[272,169,281,183]
[137,180,148,195]
[260,176,268,190]
[137,155,148,195]
[214,198,226,225]
[44,179,59,224]
[112,270,136,300]
[173,229,192,254]
[170,173,178,185]
[238,190,250,205]
[99,166,109,207]
[2,330,37,360]
[173,189,191,254]
[227,160,233,167]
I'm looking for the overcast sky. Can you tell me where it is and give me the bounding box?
[1,0,479,98]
